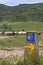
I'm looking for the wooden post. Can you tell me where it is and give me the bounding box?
[24,31,39,65]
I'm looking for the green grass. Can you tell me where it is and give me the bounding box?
[0,55,24,65]
[0,21,43,31]
[0,55,43,65]
[0,35,26,50]
[39,55,43,65]
[0,34,42,50]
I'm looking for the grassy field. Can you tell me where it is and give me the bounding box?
[0,55,24,65]
[0,29,42,50]
[0,55,43,65]
[0,35,26,50]
[0,21,43,31]
[0,34,42,50]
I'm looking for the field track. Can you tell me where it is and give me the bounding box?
[0,47,43,58]
[0,47,24,58]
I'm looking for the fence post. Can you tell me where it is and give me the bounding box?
[24,31,39,65]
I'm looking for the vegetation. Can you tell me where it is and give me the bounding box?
[0,34,42,50]
[0,35,26,50]
[39,55,43,65]
[0,55,24,65]
[0,3,43,65]
[0,22,43,31]
[0,55,43,65]
[0,3,43,22]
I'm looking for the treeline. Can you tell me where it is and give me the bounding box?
[0,3,43,22]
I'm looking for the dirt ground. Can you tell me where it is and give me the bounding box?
[0,47,43,58]
[0,47,24,58]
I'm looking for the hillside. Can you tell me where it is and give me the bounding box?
[0,3,43,22]
[0,22,43,31]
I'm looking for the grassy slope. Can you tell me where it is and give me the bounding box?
[0,22,43,31]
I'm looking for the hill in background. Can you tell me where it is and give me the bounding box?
[0,3,43,22]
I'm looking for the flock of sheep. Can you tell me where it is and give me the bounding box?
[0,31,26,36]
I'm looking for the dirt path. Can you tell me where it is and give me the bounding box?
[0,47,43,58]
[0,47,24,58]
